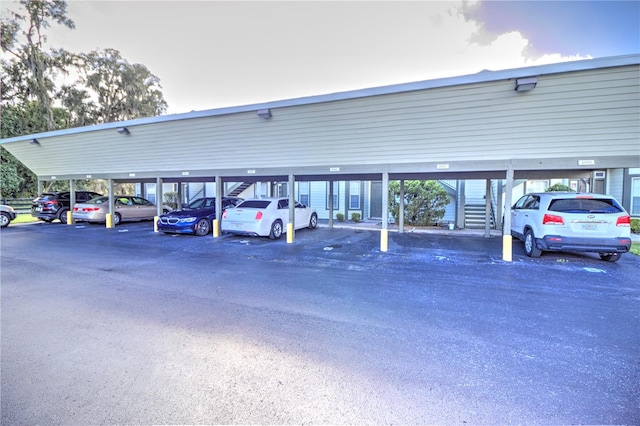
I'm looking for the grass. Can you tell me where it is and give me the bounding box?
[12,213,39,225]
[631,242,640,256]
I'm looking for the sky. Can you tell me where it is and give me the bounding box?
[4,0,640,115]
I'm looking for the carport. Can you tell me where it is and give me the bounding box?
[2,55,638,261]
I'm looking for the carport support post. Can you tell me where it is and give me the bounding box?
[287,173,295,243]
[484,179,491,238]
[67,179,75,225]
[213,176,222,238]
[381,172,389,252]
[502,163,514,262]
[328,181,334,229]
[106,178,114,228]
[154,177,162,232]
[399,180,405,233]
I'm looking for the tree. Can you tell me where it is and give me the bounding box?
[1,1,168,197]
[389,180,450,226]
[74,48,167,123]
[1,0,75,130]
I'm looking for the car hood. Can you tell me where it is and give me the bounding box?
[161,208,214,218]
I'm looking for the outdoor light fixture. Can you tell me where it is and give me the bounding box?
[257,108,272,119]
[515,77,538,92]
[117,127,130,135]
[30,138,40,145]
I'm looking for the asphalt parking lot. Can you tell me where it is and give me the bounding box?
[2,220,639,424]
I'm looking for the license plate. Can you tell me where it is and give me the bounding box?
[582,224,597,230]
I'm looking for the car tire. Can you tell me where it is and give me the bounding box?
[599,253,622,262]
[113,212,122,226]
[0,212,10,228]
[269,220,283,240]
[58,208,69,224]
[194,218,210,236]
[309,213,318,229]
[524,228,542,258]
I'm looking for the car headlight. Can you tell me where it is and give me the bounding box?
[180,217,197,223]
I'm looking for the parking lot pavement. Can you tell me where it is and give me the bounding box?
[2,221,639,424]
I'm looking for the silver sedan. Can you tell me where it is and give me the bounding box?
[72,196,171,225]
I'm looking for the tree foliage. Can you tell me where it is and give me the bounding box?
[545,183,574,192]
[389,180,450,226]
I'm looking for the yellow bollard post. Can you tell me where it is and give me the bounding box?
[67,210,73,225]
[287,223,294,243]
[213,219,220,238]
[380,229,388,252]
[154,216,159,232]
[106,213,113,229]
[502,235,513,262]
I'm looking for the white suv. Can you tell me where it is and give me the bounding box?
[510,192,631,262]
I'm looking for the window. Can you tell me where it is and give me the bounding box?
[297,182,310,207]
[632,177,640,215]
[349,181,361,209]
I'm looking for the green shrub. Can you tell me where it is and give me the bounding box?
[336,213,345,222]
[351,212,361,222]
[389,180,449,226]
[631,218,640,234]
[545,183,574,192]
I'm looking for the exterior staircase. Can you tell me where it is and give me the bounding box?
[226,182,252,197]
[464,203,496,229]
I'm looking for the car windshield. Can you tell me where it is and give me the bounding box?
[548,198,624,214]
[187,199,212,209]
[237,200,271,208]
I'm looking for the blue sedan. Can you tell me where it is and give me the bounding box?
[158,197,243,236]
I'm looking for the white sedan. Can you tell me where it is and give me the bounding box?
[221,197,318,239]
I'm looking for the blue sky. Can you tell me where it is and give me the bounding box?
[469,1,639,58]
[3,1,639,114]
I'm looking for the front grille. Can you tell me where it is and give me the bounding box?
[159,217,180,225]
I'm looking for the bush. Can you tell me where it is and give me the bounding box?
[389,180,449,226]
[546,183,574,192]
[631,218,640,234]
[336,213,345,222]
[351,212,361,222]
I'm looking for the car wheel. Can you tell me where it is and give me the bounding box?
[600,253,622,262]
[269,220,283,240]
[194,218,210,236]
[162,208,170,214]
[0,212,10,228]
[524,228,542,258]
[113,212,122,226]
[58,208,68,224]
[308,213,318,229]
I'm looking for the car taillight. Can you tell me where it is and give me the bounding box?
[73,207,79,211]
[255,211,263,220]
[222,210,227,219]
[542,213,564,225]
[45,200,58,205]
[82,207,100,212]
[616,215,631,227]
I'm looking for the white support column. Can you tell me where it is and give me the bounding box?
[399,179,405,233]
[213,175,222,238]
[381,172,389,252]
[485,179,492,238]
[67,179,75,225]
[287,173,295,243]
[503,162,514,262]
[328,181,334,229]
